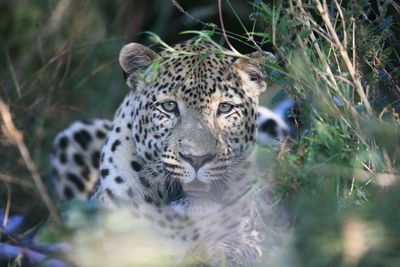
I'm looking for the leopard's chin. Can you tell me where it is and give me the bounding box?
[170,195,222,218]
[167,178,224,218]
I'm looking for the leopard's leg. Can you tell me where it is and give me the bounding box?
[51,119,111,200]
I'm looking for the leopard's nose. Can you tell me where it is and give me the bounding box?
[178,152,216,171]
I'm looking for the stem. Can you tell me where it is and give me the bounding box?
[218,0,241,55]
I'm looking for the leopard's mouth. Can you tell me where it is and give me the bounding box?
[166,179,223,217]
[182,179,216,198]
[167,179,219,202]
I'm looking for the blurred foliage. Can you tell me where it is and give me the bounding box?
[0,0,400,266]
[251,0,400,266]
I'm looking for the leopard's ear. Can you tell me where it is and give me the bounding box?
[233,51,267,99]
[119,43,159,89]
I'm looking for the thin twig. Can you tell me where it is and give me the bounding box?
[0,100,61,224]
[362,162,374,174]
[0,173,34,188]
[224,0,263,51]
[386,0,400,13]
[218,0,241,55]
[0,229,20,244]
[171,0,261,50]
[333,0,347,48]
[6,51,22,98]
[333,74,355,87]
[170,0,209,27]
[351,17,356,70]
[2,186,11,227]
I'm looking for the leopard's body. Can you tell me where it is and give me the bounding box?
[51,39,290,266]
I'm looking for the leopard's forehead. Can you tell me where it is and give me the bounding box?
[145,40,244,107]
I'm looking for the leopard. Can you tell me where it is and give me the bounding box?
[51,38,292,266]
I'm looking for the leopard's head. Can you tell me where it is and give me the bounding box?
[119,40,266,216]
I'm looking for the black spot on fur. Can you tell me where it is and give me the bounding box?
[127,187,134,198]
[130,161,142,172]
[96,130,106,139]
[91,151,100,169]
[100,168,109,178]
[111,140,121,152]
[73,154,85,167]
[58,136,68,149]
[67,173,85,192]
[139,176,150,188]
[59,153,67,164]
[144,152,152,161]
[81,167,90,181]
[73,130,92,150]
[115,176,124,183]
[64,186,74,199]
[144,195,153,204]
[106,188,114,199]
[192,234,199,241]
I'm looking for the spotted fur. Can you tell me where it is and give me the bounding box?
[51,39,290,266]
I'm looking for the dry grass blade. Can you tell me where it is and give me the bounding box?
[2,186,11,227]
[313,0,373,115]
[6,51,22,98]
[0,99,61,224]
[0,173,34,188]
[218,0,241,55]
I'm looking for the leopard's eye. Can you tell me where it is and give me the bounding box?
[218,102,234,114]
[160,100,178,113]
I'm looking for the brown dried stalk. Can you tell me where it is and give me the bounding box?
[0,100,61,224]
[0,173,34,188]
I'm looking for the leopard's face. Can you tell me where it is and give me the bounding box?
[121,40,266,216]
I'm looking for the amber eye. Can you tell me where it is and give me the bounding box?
[218,102,234,114]
[160,100,178,113]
